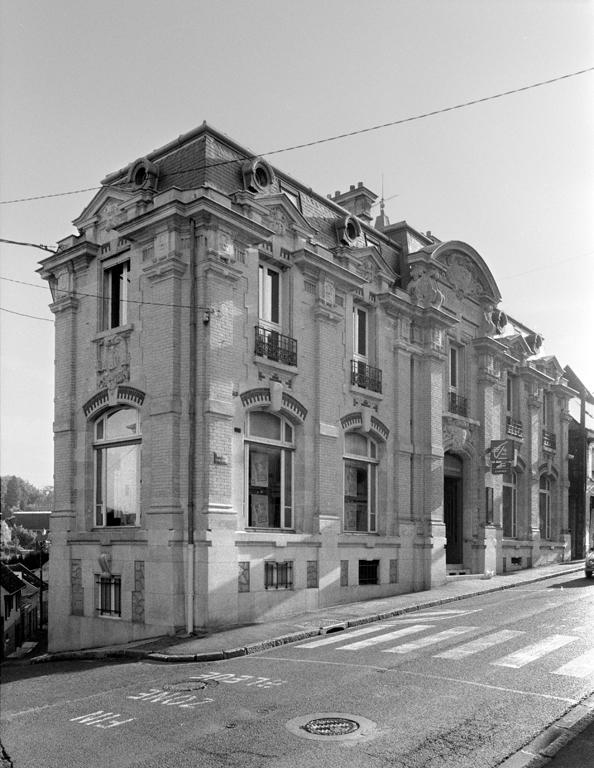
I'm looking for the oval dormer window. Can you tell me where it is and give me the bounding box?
[336,214,362,246]
[242,158,275,193]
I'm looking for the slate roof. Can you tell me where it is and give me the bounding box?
[0,563,24,595]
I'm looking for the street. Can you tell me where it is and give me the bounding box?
[1,572,593,768]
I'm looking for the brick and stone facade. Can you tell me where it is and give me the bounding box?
[39,124,577,651]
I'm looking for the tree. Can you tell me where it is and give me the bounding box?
[4,476,19,510]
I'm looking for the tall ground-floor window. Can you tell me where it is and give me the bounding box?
[539,475,552,540]
[344,432,378,533]
[94,407,141,526]
[246,411,293,529]
[502,471,517,538]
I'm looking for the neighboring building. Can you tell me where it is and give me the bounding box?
[1,563,24,659]
[39,123,579,652]
[565,366,594,557]
[10,511,51,536]
[10,563,47,629]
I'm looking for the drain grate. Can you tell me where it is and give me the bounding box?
[302,717,359,736]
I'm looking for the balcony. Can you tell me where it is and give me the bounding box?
[506,416,524,439]
[448,392,468,417]
[351,360,382,394]
[255,326,297,367]
[542,429,556,453]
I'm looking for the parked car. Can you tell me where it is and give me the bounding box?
[586,548,594,579]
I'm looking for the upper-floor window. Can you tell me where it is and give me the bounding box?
[506,375,516,415]
[103,260,130,330]
[259,264,280,328]
[449,346,460,391]
[448,344,468,416]
[344,432,378,533]
[542,391,554,428]
[502,470,517,538]
[353,306,368,360]
[94,407,141,527]
[246,411,293,529]
[539,476,552,540]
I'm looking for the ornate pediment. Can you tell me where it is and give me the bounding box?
[258,194,315,239]
[431,241,501,304]
[73,187,133,230]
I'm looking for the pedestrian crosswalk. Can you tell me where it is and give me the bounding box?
[296,611,594,679]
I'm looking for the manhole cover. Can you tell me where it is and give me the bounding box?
[286,713,376,742]
[302,717,359,736]
[163,679,218,692]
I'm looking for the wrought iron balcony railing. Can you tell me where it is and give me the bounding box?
[506,416,524,439]
[542,429,556,452]
[448,392,468,417]
[351,360,382,394]
[254,326,297,367]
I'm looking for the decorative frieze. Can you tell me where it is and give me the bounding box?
[96,331,131,392]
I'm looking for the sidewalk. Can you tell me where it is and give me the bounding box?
[7,560,593,768]
[31,560,586,664]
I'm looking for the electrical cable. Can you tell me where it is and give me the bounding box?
[0,275,212,312]
[0,306,53,322]
[1,66,592,206]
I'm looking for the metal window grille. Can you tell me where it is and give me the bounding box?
[506,416,523,439]
[255,326,297,366]
[448,392,468,417]
[358,559,379,586]
[542,430,556,452]
[264,561,293,590]
[96,575,121,616]
[351,360,382,393]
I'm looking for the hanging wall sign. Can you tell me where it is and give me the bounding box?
[490,439,516,474]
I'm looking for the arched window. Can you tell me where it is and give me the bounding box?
[94,407,141,527]
[344,432,378,533]
[539,475,552,540]
[502,471,517,538]
[245,411,293,529]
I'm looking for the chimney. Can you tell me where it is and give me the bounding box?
[330,182,378,224]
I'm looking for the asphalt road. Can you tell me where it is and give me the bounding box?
[1,572,592,768]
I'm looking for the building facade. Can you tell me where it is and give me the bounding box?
[565,366,594,557]
[40,124,577,652]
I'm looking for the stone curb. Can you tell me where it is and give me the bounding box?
[497,694,594,768]
[21,564,583,666]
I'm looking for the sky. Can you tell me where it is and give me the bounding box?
[0,0,593,488]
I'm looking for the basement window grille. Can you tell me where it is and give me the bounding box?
[264,561,293,590]
[96,575,121,617]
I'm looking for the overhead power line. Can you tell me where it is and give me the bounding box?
[0,66,592,206]
[0,306,53,322]
[0,276,211,312]
[0,238,57,253]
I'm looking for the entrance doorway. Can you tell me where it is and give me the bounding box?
[444,453,463,564]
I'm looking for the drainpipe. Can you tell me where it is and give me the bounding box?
[186,218,197,634]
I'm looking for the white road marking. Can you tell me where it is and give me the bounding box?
[492,635,577,668]
[70,710,134,728]
[250,656,579,704]
[338,624,432,650]
[296,622,400,648]
[382,626,478,654]
[553,649,594,679]
[434,629,525,659]
[413,609,483,617]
